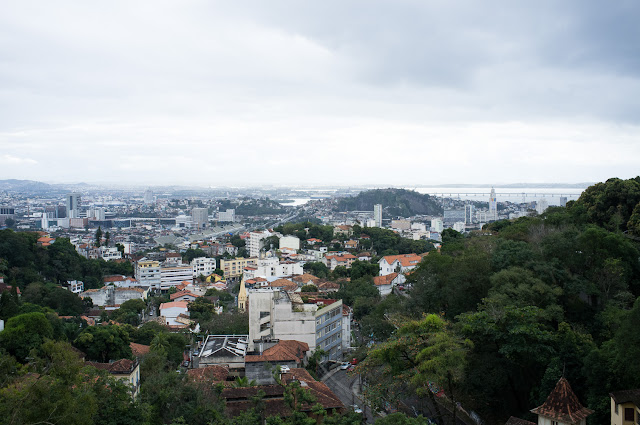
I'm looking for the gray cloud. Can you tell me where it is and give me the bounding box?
[0,1,638,186]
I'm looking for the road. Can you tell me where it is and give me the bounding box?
[322,368,377,423]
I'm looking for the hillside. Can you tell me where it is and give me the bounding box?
[336,188,442,217]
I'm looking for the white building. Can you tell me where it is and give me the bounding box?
[374,204,382,227]
[191,257,217,278]
[135,260,162,290]
[65,280,84,294]
[536,198,549,215]
[341,305,352,351]
[218,209,235,222]
[279,235,300,251]
[159,301,189,326]
[100,247,122,261]
[248,230,272,257]
[465,204,475,224]
[452,221,465,233]
[161,265,193,290]
[243,257,304,280]
[191,208,209,230]
[431,218,444,233]
[66,193,81,219]
[379,253,423,276]
[248,291,343,361]
[489,187,498,221]
[143,189,154,204]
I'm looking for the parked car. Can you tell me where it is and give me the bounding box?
[352,404,363,414]
[340,362,350,370]
[279,365,290,373]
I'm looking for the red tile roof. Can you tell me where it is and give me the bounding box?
[530,378,593,423]
[373,273,399,286]
[130,342,150,357]
[245,340,309,364]
[187,366,229,382]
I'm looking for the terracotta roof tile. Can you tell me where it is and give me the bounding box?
[530,378,593,423]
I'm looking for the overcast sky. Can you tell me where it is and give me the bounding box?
[1,1,639,187]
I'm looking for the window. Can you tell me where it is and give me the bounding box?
[625,408,635,422]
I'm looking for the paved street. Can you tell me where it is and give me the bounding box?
[322,368,377,423]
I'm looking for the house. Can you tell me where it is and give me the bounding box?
[333,225,352,236]
[159,301,190,326]
[291,273,321,287]
[245,339,309,384]
[192,334,249,376]
[64,280,84,294]
[187,365,229,383]
[373,272,403,296]
[130,342,150,358]
[324,253,357,270]
[37,236,55,247]
[529,377,593,425]
[221,368,344,420]
[170,290,200,303]
[378,253,424,276]
[103,275,139,287]
[344,240,358,250]
[357,252,372,261]
[86,358,141,399]
[610,389,640,425]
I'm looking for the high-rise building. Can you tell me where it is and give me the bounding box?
[464,204,475,224]
[536,198,549,215]
[66,193,81,218]
[191,208,208,230]
[559,197,568,207]
[489,188,497,221]
[374,204,382,227]
[218,209,235,222]
[431,218,443,233]
[143,189,154,204]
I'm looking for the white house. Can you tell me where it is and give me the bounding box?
[378,253,423,276]
[159,301,190,326]
[373,273,403,296]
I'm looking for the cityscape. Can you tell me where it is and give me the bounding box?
[2,1,640,425]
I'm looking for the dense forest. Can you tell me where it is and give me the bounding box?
[336,189,443,217]
[355,177,640,424]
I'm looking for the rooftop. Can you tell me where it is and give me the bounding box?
[199,335,249,358]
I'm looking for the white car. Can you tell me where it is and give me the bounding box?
[279,365,290,373]
[352,404,363,414]
[340,362,350,370]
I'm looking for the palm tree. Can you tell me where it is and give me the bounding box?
[232,376,257,388]
[150,333,170,356]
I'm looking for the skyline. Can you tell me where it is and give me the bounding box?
[1,1,639,186]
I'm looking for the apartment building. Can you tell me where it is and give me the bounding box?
[221,257,258,278]
[248,291,343,362]
[191,257,217,277]
[135,260,162,289]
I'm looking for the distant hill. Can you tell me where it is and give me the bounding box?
[0,179,54,192]
[336,188,443,217]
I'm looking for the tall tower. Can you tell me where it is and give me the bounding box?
[374,204,382,227]
[66,193,81,219]
[489,187,497,221]
[237,275,247,313]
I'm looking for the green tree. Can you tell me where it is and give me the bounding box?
[95,226,103,247]
[300,284,318,293]
[74,325,132,362]
[0,312,54,361]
